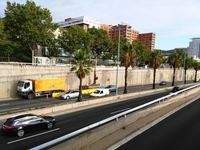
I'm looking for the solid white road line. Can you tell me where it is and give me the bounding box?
[7,128,60,145]
[110,108,130,115]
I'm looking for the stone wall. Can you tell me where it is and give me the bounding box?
[0,64,199,99]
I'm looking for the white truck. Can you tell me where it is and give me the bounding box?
[90,88,110,97]
[17,78,66,99]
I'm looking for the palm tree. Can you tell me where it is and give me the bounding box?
[183,55,193,84]
[121,47,136,94]
[71,49,93,101]
[168,50,184,86]
[149,50,163,89]
[192,61,200,82]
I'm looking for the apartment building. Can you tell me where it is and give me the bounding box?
[109,24,139,43]
[138,33,155,50]
[100,24,113,36]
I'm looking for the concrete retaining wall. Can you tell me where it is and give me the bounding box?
[0,64,199,99]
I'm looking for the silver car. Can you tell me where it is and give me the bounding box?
[60,90,79,100]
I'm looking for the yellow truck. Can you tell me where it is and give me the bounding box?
[17,78,66,99]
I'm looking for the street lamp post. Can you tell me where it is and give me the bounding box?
[115,25,120,95]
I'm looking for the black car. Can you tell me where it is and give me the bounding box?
[159,81,167,86]
[1,114,55,137]
[171,86,182,93]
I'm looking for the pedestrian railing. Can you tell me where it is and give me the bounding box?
[31,83,200,150]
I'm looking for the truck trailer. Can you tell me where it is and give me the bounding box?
[17,78,67,99]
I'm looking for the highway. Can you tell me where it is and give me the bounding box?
[118,98,200,150]
[0,90,170,150]
[0,81,193,114]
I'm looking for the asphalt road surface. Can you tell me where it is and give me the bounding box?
[0,91,170,150]
[118,98,200,150]
[0,81,194,114]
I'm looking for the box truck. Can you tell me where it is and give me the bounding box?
[17,78,66,99]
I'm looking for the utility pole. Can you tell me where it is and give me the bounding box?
[115,25,120,95]
[183,53,186,84]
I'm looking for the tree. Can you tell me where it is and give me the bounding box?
[59,26,91,54]
[192,61,200,82]
[4,0,57,63]
[0,18,5,40]
[71,49,93,101]
[88,27,111,84]
[183,54,193,84]
[168,50,184,86]
[149,50,163,89]
[120,38,136,94]
[132,40,150,65]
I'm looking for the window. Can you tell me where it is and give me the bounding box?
[17,81,24,87]
[24,82,30,89]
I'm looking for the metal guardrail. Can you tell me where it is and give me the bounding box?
[30,83,200,150]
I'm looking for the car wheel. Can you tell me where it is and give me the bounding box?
[66,96,70,100]
[47,122,53,129]
[17,129,25,137]
[27,93,34,100]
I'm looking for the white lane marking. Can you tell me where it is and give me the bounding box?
[110,108,130,115]
[7,128,60,145]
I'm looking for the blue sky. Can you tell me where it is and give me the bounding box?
[1,0,200,50]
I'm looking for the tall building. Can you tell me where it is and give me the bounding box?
[58,16,100,31]
[138,33,155,50]
[187,38,200,59]
[109,24,139,43]
[100,24,113,36]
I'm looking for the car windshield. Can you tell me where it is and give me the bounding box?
[65,91,71,94]
[94,90,101,94]
[17,81,24,87]
[4,119,14,126]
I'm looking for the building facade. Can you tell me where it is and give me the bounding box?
[109,24,139,43]
[138,33,155,50]
[100,24,113,36]
[187,38,200,59]
[58,16,100,31]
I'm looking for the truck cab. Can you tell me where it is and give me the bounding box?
[17,80,34,99]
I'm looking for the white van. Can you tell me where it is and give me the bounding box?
[90,88,110,97]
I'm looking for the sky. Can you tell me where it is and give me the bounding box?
[1,0,200,50]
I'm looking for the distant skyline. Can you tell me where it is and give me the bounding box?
[1,0,200,50]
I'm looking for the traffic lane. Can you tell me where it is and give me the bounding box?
[0,98,66,114]
[123,80,194,93]
[0,81,192,114]
[0,85,160,114]
[0,91,170,150]
[118,98,200,150]
[0,81,195,114]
